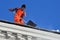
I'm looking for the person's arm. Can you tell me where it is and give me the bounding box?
[9,8,17,12]
[20,12,26,18]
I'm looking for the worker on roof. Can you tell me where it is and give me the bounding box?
[9,4,26,25]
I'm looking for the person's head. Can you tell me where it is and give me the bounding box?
[21,4,26,10]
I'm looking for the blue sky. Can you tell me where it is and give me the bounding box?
[0,0,60,30]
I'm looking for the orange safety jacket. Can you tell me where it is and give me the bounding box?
[14,8,25,25]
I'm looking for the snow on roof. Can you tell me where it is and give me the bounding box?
[0,20,60,40]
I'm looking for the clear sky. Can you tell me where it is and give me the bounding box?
[0,0,60,31]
